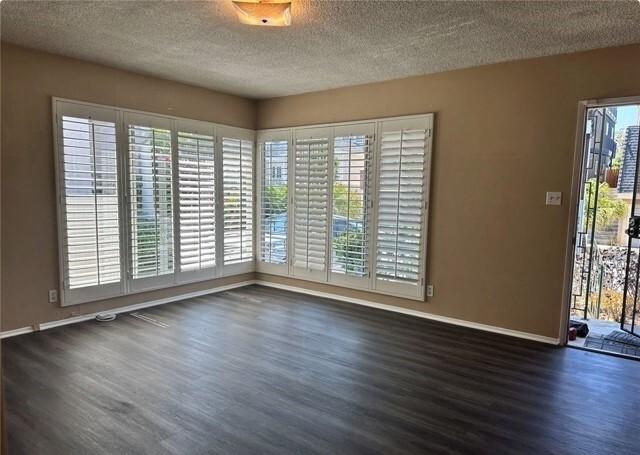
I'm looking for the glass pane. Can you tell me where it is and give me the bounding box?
[331,135,371,278]
[129,124,174,279]
[261,140,288,265]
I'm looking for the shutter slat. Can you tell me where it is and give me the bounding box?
[294,136,329,271]
[61,115,121,289]
[128,124,174,279]
[375,128,427,285]
[223,137,254,265]
[178,131,216,272]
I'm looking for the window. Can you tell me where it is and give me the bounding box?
[258,115,432,300]
[177,123,216,278]
[55,102,123,305]
[221,127,254,271]
[55,99,256,306]
[55,99,431,305]
[126,113,175,290]
[375,118,430,298]
[292,128,330,279]
[258,134,289,272]
[330,124,374,288]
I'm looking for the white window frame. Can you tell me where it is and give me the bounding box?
[123,111,176,293]
[329,122,376,291]
[256,114,433,301]
[256,129,292,276]
[53,101,127,306]
[54,97,431,306]
[218,125,256,276]
[372,116,432,299]
[53,98,254,306]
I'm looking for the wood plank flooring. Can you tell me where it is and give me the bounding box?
[4,285,640,454]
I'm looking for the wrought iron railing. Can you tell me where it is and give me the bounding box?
[571,231,605,320]
[587,242,604,320]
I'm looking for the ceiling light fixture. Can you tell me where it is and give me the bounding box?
[232,0,292,27]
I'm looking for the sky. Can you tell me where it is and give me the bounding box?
[616,105,640,131]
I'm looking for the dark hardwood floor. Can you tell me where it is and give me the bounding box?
[4,285,640,454]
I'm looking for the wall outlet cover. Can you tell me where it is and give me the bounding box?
[48,289,58,303]
[545,191,562,206]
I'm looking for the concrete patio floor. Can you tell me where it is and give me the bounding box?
[568,316,640,358]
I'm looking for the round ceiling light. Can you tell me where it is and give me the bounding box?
[231,0,292,27]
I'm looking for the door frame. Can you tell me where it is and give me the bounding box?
[560,95,640,346]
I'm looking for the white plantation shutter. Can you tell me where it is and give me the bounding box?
[54,99,434,305]
[330,124,374,288]
[55,101,123,305]
[177,121,216,280]
[293,127,331,279]
[221,127,254,272]
[375,117,432,298]
[126,113,175,290]
[257,132,290,273]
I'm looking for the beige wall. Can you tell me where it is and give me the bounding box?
[1,43,256,331]
[3,41,640,340]
[257,44,640,340]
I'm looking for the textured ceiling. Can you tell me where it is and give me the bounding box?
[2,1,640,99]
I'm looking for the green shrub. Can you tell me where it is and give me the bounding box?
[333,229,365,274]
[585,179,626,230]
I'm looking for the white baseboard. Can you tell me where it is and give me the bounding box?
[1,278,559,346]
[1,280,257,338]
[0,326,36,339]
[255,280,560,345]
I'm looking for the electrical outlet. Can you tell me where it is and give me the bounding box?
[426,285,434,297]
[48,289,58,304]
[545,191,562,206]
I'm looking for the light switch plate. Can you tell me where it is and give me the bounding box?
[546,191,562,206]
